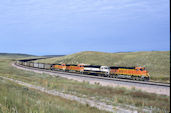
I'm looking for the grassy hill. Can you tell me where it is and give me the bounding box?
[43,55,65,58]
[0,53,35,59]
[0,53,47,61]
[36,51,170,83]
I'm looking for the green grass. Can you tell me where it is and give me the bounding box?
[0,78,109,113]
[0,57,170,112]
[0,56,110,113]
[35,51,170,83]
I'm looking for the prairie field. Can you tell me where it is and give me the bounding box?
[0,55,170,112]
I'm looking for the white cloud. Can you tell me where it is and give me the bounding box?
[0,0,169,26]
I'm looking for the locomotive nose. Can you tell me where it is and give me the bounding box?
[146,72,150,76]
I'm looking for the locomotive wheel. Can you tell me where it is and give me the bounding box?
[100,74,104,77]
[143,77,149,81]
[131,76,134,80]
[137,76,142,81]
[132,76,136,80]
[83,72,88,75]
[137,77,142,81]
[97,74,101,76]
[104,74,108,77]
[135,77,139,80]
[109,75,113,78]
[114,75,117,78]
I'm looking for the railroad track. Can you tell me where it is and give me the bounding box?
[14,63,170,88]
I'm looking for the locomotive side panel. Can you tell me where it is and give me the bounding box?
[52,64,66,71]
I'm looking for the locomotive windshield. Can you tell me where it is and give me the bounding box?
[140,67,146,71]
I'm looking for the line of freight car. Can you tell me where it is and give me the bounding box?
[33,62,52,70]
[21,62,51,70]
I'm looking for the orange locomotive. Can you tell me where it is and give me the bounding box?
[109,66,149,81]
[51,63,66,71]
[65,64,84,73]
[52,64,84,73]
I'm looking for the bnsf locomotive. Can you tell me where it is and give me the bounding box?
[16,60,150,81]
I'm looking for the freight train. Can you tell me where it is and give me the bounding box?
[16,60,150,81]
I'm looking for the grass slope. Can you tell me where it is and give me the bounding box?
[0,79,108,113]
[36,51,170,83]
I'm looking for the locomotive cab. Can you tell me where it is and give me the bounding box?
[135,67,150,80]
[100,66,110,76]
[135,67,145,71]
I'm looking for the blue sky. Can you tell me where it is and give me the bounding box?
[0,0,170,55]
